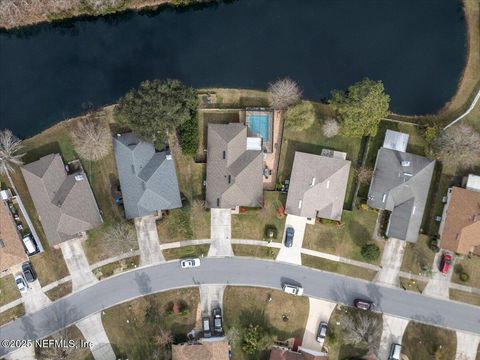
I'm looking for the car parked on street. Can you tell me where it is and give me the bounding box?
[180,258,201,269]
[202,316,212,338]
[15,273,28,293]
[354,298,374,310]
[22,262,37,283]
[213,307,223,336]
[439,252,452,275]
[282,283,303,296]
[316,321,328,344]
[284,227,295,247]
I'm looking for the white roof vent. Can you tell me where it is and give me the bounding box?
[166,154,172,160]
[311,177,316,187]
[401,160,411,167]
[74,174,84,181]
[326,180,330,189]
[298,200,302,209]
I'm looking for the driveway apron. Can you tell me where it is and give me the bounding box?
[375,238,406,286]
[377,314,409,360]
[135,215,165,266]
[275,214,307,265]
[455,331,480,360]
[424,252,453,298]
[302,297,336,352]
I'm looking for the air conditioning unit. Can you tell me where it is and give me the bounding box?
[74,174,84,181]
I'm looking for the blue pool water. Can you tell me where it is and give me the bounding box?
[248,114,270,141]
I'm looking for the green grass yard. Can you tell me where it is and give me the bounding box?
[45,281,73,302]
[231,192,286,242]
[162,245,210,261]
[156,205,210,243]
[0,274,21,306]
[232,245,279,259]
[451,255,480,288]
[0,303,25,327]
[449,289,480,307]
[102,288,199,359]
[402,322,456,360]
[303,208,383,264]
[301,254,377,281]
[93,256,140,280]
[400,235,436,276]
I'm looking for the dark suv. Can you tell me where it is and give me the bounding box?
[284,227,295,247]
[22,262,37,283]
[212,307,223,336]
[354,298,374,311]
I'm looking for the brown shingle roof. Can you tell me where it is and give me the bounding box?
[21,154,103,246]
[0,201,27,271]
[206,124,263,208]
[172,339,229,360]
[440,187,480,255]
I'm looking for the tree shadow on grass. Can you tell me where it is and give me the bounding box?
[348,220,371,247]
[23,142,62,163]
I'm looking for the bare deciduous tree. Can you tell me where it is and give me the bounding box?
[322,118,340,138]
[268,78,302,109]
[71,115,112,162]
[154,329,174,348]
[0,129,24,176]
[342,312,381,356]
[226,326,240,345]
[433,124,480,171]
[356,167,373,185]
[102,221,138,256]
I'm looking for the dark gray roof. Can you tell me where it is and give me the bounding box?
[206,124,263,208]
[286,152,351,220]
[113,133,182,219]
[21,154,103,246]
[367,147,435,242]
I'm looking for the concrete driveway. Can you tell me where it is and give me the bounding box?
[455,331,480,360]
[275,214,307,265]
[208,208,233,257]
[135,215,165,266]
[424,251,453,299]
[376,238,406,286]
[199,284,225,315]
[59,237,97,291]
[302,298,336,352]
[377,314,409,359]
[77,313,115,360]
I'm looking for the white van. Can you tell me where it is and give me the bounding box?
[282,283,304,296]
[22,235,38,256]
[388,343,402,360]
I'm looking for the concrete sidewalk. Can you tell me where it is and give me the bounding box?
[135,215,165,266]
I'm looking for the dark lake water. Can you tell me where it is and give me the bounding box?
[0,0,467,138]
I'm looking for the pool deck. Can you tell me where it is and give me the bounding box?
[262,110,283,190]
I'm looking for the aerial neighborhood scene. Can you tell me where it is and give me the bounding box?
[1,0,480,360]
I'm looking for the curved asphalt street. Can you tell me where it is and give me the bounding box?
[1,257,480,356]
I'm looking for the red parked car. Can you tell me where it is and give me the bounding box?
[440,253,452,275]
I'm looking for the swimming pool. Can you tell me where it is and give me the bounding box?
[247,113,270,141]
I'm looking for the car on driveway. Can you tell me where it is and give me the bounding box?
[354,298,374,310]
[180,258,201,269]
[282,283,303,296]
[22,262,37,283]
[212,307,223,336]
[439,253,452,275]
[202,316,212,338]
[284,227,295,247]
[15,273,28,293]
[316,321,328,344]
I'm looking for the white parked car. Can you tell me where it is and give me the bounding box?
[15,273,28,293]
[282,283,303,296]
[180,258,201,269]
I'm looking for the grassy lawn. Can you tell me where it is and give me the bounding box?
[0,275,21,306]
[45,281,73,302]
[402,322,456,360]
[277,103,362,209]
[301,254,377,281]
[400,235,436,276]
[0,303,25,326]
[232,245,279,259]
[325,305,383,359]
[156,206,210,243]
[162,245,210,261]
[451,255,480,288]
[450,289,480,307]
[399,277,428,294]
[232,192,286,242]
[303,208,383,264]
[200,88,270,108]
[102,288,199,359]
[30,248,70,287]
[224,286,309,360]
[93,256,140,280]
[35,325,93,360]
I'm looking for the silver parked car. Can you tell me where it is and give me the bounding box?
[180,258,201,269]
[316,321,328,344]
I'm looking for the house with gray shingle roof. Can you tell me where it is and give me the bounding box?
[21,154,103,246]
[286,151,351,221]
[206,124,263,209]
[367,131,435,243]
[113,132,182,219]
